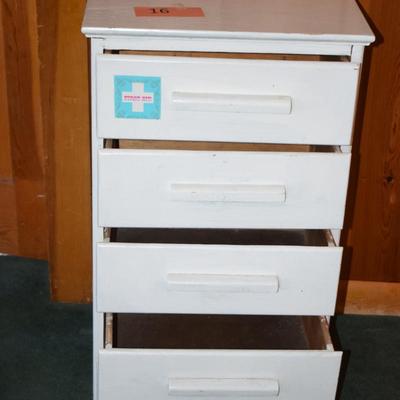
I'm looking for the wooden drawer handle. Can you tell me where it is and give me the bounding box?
[169,183,286,203]
[166,273,280,293]
[168,377,280,397]
[172,91,292,114]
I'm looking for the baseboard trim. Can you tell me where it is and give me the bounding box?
[337,280,400,316]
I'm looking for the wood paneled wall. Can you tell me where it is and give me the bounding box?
[0,0,48,259]
[37,0,92,302]
[343,0,400,282]
[0,0,91,302]
[0,0,399,303]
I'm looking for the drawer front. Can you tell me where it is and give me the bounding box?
[97,54,360,145]
[98,149,351,229]
[99,349,341,400]
[96,243,342,315]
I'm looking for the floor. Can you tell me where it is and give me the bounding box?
[0,255,399,399]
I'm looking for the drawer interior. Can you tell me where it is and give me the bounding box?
[106,139,339,153]
[107,314,333,351]
[106,49,349,63]
[110,228,334,247]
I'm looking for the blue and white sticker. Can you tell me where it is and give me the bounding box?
[114,75,161,119]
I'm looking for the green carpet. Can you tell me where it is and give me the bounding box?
[0,256,399,399]
[334,314,400,399]
[0,256,92,400]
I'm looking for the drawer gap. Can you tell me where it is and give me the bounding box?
[302,316,333,351]
[110,314,333,351]
[105,49,350,63]
[104,313,113,349]
[113,139,337,153]
[110,228,331,247]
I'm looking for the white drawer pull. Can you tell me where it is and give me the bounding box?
[168,378,280,397]
[172,91,292,114]
[170,183,286,203]
[166,273,279,293]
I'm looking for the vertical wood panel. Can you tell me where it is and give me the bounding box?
[38,0,91,302]
[343,0,400,282]
[0,0,47,258]
[0,3,18,254]
[0,5,12,178]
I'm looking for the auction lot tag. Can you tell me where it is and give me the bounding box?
[134,6,204,17]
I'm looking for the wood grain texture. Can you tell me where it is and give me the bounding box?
[0,183,18,254]
[0,0,47,258]
[337,280,400,315]
[342,0,400,282]
[37,0,92,302]
[114,314,315,350]
[0,5,12,179]
[0,4,18,254]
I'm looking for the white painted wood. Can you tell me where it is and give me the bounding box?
[96,242,342,315]
[97,54,360,145]
[82,0,374,45]
[351,45,365,63]
[168,377,280,397]
[350,45,366,145]
[84,3,374,399]
[340,145,352,154]
[98,348,342,400]
[171,92,292,114]
[97,149,351,229]
[166,272,280,294]
[331,230,342,245]
[103,36,355,56]
[90,38,105,400]
[169,183,286,204]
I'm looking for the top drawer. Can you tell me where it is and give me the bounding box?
[96,54,360,145]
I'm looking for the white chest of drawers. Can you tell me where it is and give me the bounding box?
[82,1,374,399]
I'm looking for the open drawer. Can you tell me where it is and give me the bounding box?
[97,147,351,229]
[96,53,360,145]
[97,228,341,316]
[99,314,341,400]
